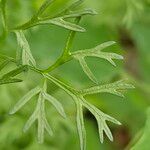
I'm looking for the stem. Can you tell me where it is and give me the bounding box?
[10,0,55,31]
[0,53,78,95]
[43,17,81,73]
[64,17,81,55]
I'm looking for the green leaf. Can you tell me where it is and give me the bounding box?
[37,93,45,143]
[44,117,53,136]
[0,78,22,85]
[80,80,135,97]
[54,0,84,17]
[43,92,66,118]
[2,65,28,79]
[36,92,53,143]
[76,98,86,150]
[72,41,123,83]
[22,91,53,143]
[9,86,41,114]
[93,41,116,51]
[23,109,37,132]
[35,0,55,17]
[73,41,123,66]
[62,9,97,19]
[37,18,86,32]
[15,30,36,66]
[65,0,84,12]
[81,97,121,143]
[79,57,98,84]
[131,107,150,150]
[0,59,10,71]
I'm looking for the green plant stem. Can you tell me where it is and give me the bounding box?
[31,66,76,93]
[0,53,77,95]
[43,17,81,73]
[10,0,55,31]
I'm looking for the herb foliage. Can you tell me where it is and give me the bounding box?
[0,0,134,149]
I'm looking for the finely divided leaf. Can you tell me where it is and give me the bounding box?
[55,0,84,17]
[94,41,116,51]
[15,30,36,66]
[81,98,121,143]
[36,0,55,17]
[80,80,135,97]
[72,41,123,83]
[23,92,53,143]
[0,60,10,71]
[44,117,53,136]
[79,57,98,84]
[0,78,22,85]
[37,93,45,143]
[62,9,97,19]
[66,0,84,11]
[43,92,66,118]
[76,99,86,150]
[9,86,41,114]
[37,18,85,32]
[23,110,37,132]
[2,65,28,79]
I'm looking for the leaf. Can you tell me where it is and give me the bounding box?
[54,0,84,17]
[2,65,28,79]
[36,0,55,17]
[72,41,123,83]
[65,0,84,12]
[62,9,97,19]
[44,117,53,136]
[79,57,98,84]
[37,93,45,143]
[131,107,150,150]
[9,86,41,114]
[37,18,85,32]
[22,91,53,143]
[0,59,10,71]
[23,109,37,132]
[80,80,135,97]
[81,97,121,143]
[36,92,53,143]
[43,92,66,118]
[15,30,36,66]
[76,98,86,150]
[94,41,116,51]
[73,41,123,66]
[0,54,15,62]
[0,78,22,85]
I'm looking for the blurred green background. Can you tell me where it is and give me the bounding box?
[0,0,150,150]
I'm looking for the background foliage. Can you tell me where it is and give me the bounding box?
[0,0,150,150]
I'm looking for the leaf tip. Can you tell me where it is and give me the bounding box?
[62,112,67,118]
[9,109,15,115]
[80,28,86,32]
[90,10,98,15]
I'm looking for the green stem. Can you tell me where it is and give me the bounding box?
[42,54,73,73]
[43,17,81,73]
[10,0,55,31]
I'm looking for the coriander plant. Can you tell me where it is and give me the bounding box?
[0,0,134,149]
